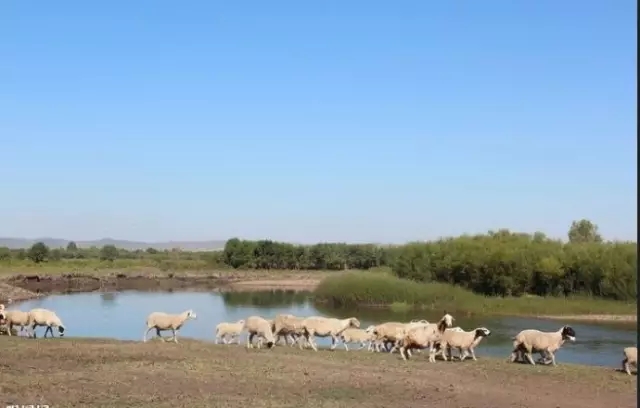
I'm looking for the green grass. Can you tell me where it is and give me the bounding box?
[313,271,637,317]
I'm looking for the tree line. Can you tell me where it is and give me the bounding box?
[0,219,635,301]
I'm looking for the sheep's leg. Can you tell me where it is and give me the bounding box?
[357,342,366,350]
[524,350,536,365]
[441,343,449,361]
[246,333,254,348]
[155,328,166,342]
[143,327,154,342]
[547,350,557,366]
[343,340,349,351]
[469,348,477,361]
[623,358,631,375]
[7,322,12,336]
[400,346,409,361]
[330,335,339,350]
[171,329,179,343]
[31,324,38,338]
[307,333,318,352]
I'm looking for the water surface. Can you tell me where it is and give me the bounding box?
[11,290,636,368]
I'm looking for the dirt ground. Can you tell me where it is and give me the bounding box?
[0,337,635,408]
[0,270,322,303]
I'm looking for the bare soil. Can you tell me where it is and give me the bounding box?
[0,337,635,408]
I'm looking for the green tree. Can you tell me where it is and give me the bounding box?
[27,242,50,263]
[568,219,603,243]
[0,246,11,261]
[100,244,118,262]
[50,248,63,261]
[66,241,78,252]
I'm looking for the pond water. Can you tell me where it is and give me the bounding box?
[9,289,636,368]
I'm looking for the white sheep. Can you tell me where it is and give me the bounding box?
[622,346,637,375]
[27,308,66,338]
[143,309,196,343]
[215,319,246,344]
[272,314,307,347]
[388,320,432,354]
[369,322,410,353]
[243,315,276,349]
[339,325,376,351]
[509,325,576,366]
[399,313,454,362]
[440,327,492,361]
[300,316,360,351]
[2,309,31,336]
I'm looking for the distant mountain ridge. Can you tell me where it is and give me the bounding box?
[0,237,227,251]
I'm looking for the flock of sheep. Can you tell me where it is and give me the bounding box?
[0,304,637,375]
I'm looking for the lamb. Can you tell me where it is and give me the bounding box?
[27,308,66,338]
[243,315,276,349]
[440,327,492,361]
[272,313,307,347]
[2,309,31,336]
[215,319,246,344]
[300,316,360,351]
[143,309,196,343]
[622,346,637,375]
[399,313,455,362]
[509,325,576,366]
[339,325,376,351]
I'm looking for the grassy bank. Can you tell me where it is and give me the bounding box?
[0,337,634,408]
[313,272,638,317]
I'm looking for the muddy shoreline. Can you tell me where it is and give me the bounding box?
[0,272,321,304]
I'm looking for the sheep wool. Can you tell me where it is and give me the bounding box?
[301,316,360,351]
[27,308,66,338]
[143,309,196,343]
[510,325,576,366]
[243,315,276,349]
[622,346,637,375]
[215,319,246,345]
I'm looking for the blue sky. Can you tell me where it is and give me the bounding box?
[0,1,636,243]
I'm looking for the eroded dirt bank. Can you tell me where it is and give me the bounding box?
[0,271,322,303]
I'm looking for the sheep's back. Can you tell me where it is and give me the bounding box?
[5,310,30,324]
[624,347,638,362]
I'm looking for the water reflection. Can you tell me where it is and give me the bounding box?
[222,290,310,309]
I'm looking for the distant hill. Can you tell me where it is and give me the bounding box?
[0,237,227,251]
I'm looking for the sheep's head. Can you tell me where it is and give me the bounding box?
[348,317,360,329]
[0,311,5,325]
[561,326,576,342]
[365,325,376,334]
[185,310,197,320]
[58,325,65,337]
[237,319,246,326]
[474,327,491,338]
[437,313,454,332]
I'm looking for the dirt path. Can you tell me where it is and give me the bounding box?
[0,337,635,408]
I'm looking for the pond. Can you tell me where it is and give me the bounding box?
[9,289,636,368]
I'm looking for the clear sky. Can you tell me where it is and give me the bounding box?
[0,1,636,244]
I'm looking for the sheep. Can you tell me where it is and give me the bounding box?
[509,325,576,366]
[215,319,246,345]
[27,308,66,338]
[440,327,492,361]
[272,313,307,347]
[622,346,637,375]
[300,316,360,351]
[339,325,376,351]
[399,313,455,362]
[369,322,411,353]
[431,326,465,358]
[243,315,276,349]
[2,309,31,337]
[143,309,196,343]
